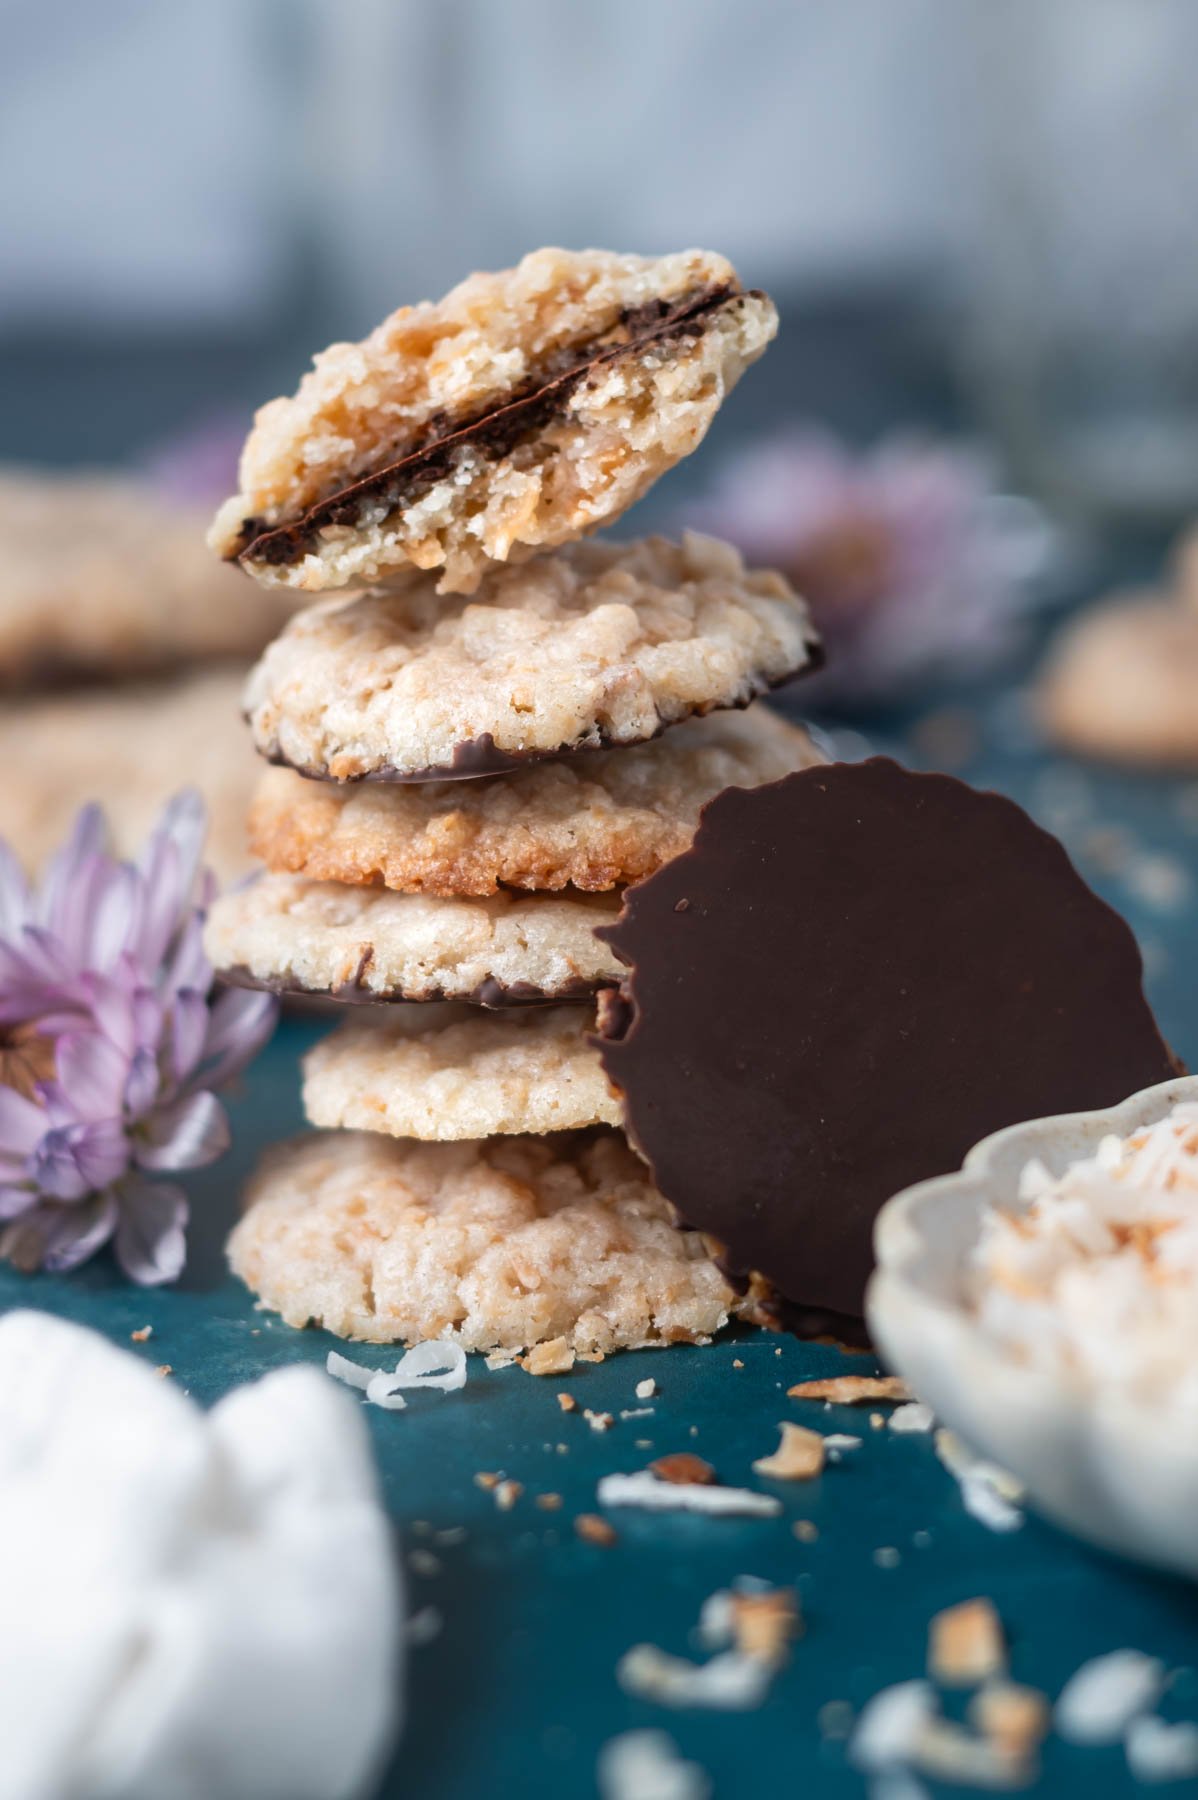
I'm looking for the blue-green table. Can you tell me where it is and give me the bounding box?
[4,672,1198,1798]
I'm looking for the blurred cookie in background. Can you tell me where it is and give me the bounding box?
[0,667,258,885]
[1039,593,1198,768]
[0,468,295,686]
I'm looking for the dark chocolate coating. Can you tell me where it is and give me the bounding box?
[595,759,1181,1326]
[256,653,824,787]
[218,964,606,1009]
[231,284,749,567]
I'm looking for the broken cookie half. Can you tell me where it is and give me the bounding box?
[210,247,777,596]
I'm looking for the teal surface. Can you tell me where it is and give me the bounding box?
[4,682,1198,1799]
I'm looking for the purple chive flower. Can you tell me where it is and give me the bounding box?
[0,793,276,1284]
[684,429,1055,706]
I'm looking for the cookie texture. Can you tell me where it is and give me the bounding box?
[0,668,256,884]
[243,534,819,782]
[205,872,622,1004]
[249,705,823,895]
[1039,596,1198,766]
[228,1129,739,1351]
[0,470,294,683]
[302,1004,618,1140]
[210,247,776,595]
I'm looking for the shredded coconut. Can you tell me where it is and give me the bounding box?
[596,1471,781,1517]
[326,1340,468,1410]
[969,1102,1198,1405]
[1054,1649,1164,1744]
[1124,1714,1198,1783]
[934,1430,1025,1533]
[597,1729,711,1800]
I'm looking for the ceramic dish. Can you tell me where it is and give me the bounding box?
[867,1073,1198,1578]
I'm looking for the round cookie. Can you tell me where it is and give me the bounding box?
[248,706,823,896]
[0,470,295,685]
[1039,595,1198,766]
[302,1004,618,1140]
[210,246,777,596]
[243,533,820,782]
[0,667,257,886]
[228,1128,739,1352]
[205,873,622,1004]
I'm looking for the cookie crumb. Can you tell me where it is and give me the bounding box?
[752,1421,825,1481]
[730,1588,801,1662]
[578,1349,606,1364]
[474,1470,502,1491]
[969,1681,1049,1759]
[787,1374,910,1404]
[130,1326,153,1343]
[584,1409,615,1433]
[523,1336,576,1376]
[494,1479,523,1511]
[556,1392,577,1413]
[576,1513,617,1546]
[635,1378,657,1400]
[155,1364,173,1378]
[929,1597,1006,1685]
[732,1358,744,1368]
[536,1493,563,1511]
[649,1452,716,1486]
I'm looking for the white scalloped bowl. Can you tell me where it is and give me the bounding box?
[866,1073,1198,1578]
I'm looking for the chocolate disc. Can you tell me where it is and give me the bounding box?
[595,758,1180,1327]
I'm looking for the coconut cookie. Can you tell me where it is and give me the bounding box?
[205,872,622,1004]
[0,470,295,684]
[210,247,777,596]
[1039,596,1198,766]
[229,1128,738,1352]
[0,668,257,885]
[244,534,819,782]
[249,705,823,896]
[302,1004,619,1140]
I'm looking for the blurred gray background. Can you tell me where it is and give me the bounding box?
[4,0,1196,524]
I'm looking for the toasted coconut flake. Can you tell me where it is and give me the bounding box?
[787,1374,911,1404]
[935,1430,1024,1532]
[1124,1715,1198,1783]
[493,1479,523,1511]
[851,1681,937,1772]
[155,1365,173,1378]
[969,1682,1049,1760]
[474,1470,502,1490]
[556,1392,577,1413]
[617,1644,776,1711]
[635,1378,658,1400]
[585,1409,615,1432]
[889,1402,935,1434]
[649,1452,716,1486]
[535,1492,563,1511]
[130,1326,153,1343]
[597,1471,781,1517]
[576,1512,618,1546]
[928,1598,1006,1686]
[916,1718,1031,1788]
[729,1588,801,1663]
[597,1730,710,1800]
[523,1336,575,1376]
[1054,1649,1164,1744]
[752,1421,825,1481]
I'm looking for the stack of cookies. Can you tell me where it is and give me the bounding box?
[204,247,824,1360]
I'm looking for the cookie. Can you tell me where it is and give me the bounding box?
[205,873,622,1005]
[243,534,820,782]
[0,668,257,885]
[302,1004,618,1140]
[209,247,777,595]
[228,1128,738,1352]
[248,705,823,896]
[1039,595,1198,766]
[0,470,294,684]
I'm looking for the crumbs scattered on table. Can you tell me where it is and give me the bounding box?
[598,1470,781,1517]
[618,1582,796,1710]
[787,1374,911,1404]
[130,1325,153,1342]
[929,1598,1006,1686]
[576,1513,618,1546]
[522,1336,575,1376]
[649,1452,716,1486]
[556,1391,577,1413]
[584,1408,614,1432]
[753,1421,825,1480]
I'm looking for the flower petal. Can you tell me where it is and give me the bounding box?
[0,838,31,939]
[136,1091,229,1170]
[54,1031,130,1123]
[40,1192,119,1273]
[123,1045,161,1120]
[169,989,209,1085]
[115,1179,188,1284]
[196,987,277,1088]
[0,1084,50,1156]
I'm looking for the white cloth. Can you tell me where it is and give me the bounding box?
[0,1311,402,1800]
